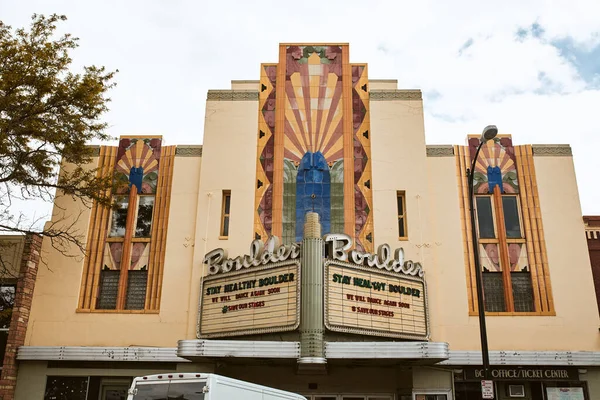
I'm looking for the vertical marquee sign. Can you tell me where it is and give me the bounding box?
[323,234,429,340]
[198,238,301,338]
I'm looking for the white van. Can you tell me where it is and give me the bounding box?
[126,372,306,400]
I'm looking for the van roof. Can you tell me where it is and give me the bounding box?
[131,373,306,399]
[133,373,209,382]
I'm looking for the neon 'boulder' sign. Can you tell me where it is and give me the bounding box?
[323,233,424,277]
[204,236,300,275]
[203,234,424,277]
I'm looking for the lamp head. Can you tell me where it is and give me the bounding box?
[481,125,498,142]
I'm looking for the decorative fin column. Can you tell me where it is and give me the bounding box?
[298,211,326,369]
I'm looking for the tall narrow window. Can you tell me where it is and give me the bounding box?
[99,190,155,310]
[475,190,533,312]
[502,196,522,238]
[397,191,407,239]
[476,196,495,239]
[220,191,231,238]
[108,196,129,237]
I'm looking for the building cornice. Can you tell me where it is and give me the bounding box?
[532,144,572,156]
[369,79,398,84]
[175,145,203,157]
[370,90,422,101]
[207,90,259,101]
[426,145,454,157]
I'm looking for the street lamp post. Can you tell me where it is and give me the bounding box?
[466,125,498,385]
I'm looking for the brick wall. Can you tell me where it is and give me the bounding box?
[0,234,42,400]
[584,216,600,315]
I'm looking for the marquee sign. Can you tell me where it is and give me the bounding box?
[198,238,301,338]
[323,234,429,340]
[198,234,428,340]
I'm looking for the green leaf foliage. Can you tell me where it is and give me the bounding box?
[0,14,117,257]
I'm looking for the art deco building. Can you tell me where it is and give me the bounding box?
[9,44,599,400]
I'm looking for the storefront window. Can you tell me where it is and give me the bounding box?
[44,376,89,400]
[544,382,588,400]
[475,191,534,313]
[454,381,481,400]
[44,376,133,400]
[0,284,15,367]
[455,371,590,400]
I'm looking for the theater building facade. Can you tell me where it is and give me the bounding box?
[11,44,600,400]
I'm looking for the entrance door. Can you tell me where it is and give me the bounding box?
[412,391,452,400]
[99,381,130,400]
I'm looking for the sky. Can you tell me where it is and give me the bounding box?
[2,0,600,220]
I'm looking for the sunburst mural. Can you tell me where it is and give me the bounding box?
[283,49,344,164]
[114,138,161,194]
[253,44,374,252]
[469,136,518,194]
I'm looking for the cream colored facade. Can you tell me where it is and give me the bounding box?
[14,46,600,400]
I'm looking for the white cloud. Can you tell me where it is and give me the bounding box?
[1,0,599,215]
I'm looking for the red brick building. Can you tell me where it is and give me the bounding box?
[0,234,42,400]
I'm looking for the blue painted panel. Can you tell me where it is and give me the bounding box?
[487,166,503,193]
[129,167,144,193]
[295,151,331,241]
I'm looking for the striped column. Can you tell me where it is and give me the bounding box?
[299,212,326,364]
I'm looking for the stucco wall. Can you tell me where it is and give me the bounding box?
[412,367,453,390]
[188,97,258,338]
[425,155,472,345]
[370,97,431,264]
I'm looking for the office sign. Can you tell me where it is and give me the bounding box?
[464,367,579,381]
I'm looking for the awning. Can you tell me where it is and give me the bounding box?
[17,346,187,363]
[440,350,600,366]
[177,340,449,364]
